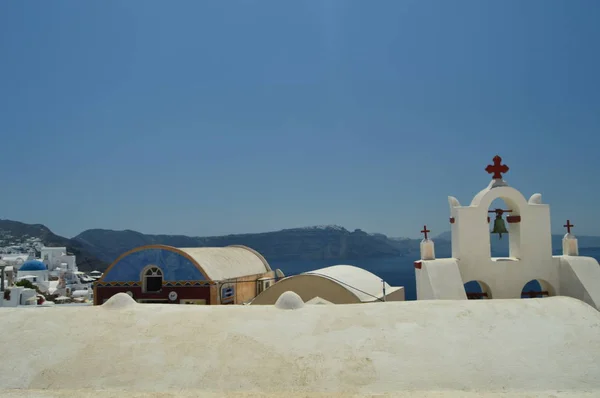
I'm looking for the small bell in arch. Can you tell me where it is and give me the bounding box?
[489,209,510,239]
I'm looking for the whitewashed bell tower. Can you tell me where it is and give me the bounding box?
[446,155,557,298]
[415,155,600,310]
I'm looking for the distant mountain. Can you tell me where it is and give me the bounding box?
[0,220,106,272]
[74,225,424,267]
[434,231,452,241]
[3,218,600,273]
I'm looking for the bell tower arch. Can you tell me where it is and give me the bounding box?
[475,185,528,260]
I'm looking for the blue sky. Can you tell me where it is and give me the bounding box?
[1,0,599,238]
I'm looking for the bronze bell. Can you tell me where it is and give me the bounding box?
[491,215,509,239]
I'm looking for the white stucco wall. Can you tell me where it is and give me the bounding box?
[59,255,77,271]
[41,247,65,265]
[19,288,37,305]
[558,255,600,310]
[416,259,467,300]
[1,294,600,396]
[1,286,23,307]
[0,286,36,307]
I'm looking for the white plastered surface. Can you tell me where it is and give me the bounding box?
[1,294,599,396]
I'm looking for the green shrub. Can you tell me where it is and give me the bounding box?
[15,279,42,295]
[15,279,36,289]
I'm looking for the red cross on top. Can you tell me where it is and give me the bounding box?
[485,155,509,180]
[420,225,431,239]
[564,220,574,234]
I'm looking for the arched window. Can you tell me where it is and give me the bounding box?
[464,280,492,299]
[521,279,554,299]
[143,266,163,293]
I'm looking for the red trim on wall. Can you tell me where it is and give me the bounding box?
[414,261,422,269]
[95,286,211,305]
[507,215,521,223]
[449,217,455,224]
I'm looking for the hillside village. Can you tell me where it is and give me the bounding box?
[0,230,44,254]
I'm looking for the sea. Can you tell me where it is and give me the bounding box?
[270,247,600,301]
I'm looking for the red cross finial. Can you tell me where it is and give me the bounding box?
[485,155,509,179]
[564,220,574,234]
[420,225,430,239]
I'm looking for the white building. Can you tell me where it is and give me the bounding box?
[415,155,600,309]
[15,260,50,293]
[0,285,38,306]
[16,260,48,282]
[40,246,78,275]
[0,253,32,269]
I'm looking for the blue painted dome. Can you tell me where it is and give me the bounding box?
[19,260,47,272]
